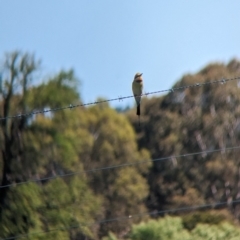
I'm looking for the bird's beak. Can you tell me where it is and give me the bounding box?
[140,73,143,76]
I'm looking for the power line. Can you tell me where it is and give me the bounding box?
[2,199,240,240]
[1,145,239,190]
[0,76,239,121]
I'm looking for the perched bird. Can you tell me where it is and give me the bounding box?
[132,72,143,116]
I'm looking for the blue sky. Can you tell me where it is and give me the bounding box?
[1,1,240,108]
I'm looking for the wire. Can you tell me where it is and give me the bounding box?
[0,76,239,121]
[1,145,239,190]
[2,199,240,240]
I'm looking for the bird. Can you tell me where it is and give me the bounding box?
[132,72,143,117]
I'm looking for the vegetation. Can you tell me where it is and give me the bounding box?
[103,214,240,240]
[128,59,240,216]
[129,215,240,240]
[1,51,240,239]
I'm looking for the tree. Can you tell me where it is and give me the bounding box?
[128,59,240,218]
[0,51,102,239]
[130,216,191,240]
[0,183,43,239]
[119,214,239,240]
[192,222,240,240]
[0,51,39,210]
[54,102,152,237]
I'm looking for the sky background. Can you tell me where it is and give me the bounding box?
[1,1,240,109]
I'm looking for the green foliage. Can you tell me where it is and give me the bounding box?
[27,69,80,109]
[113,167,149,205]
[182,210,231,230]
[130,216,191,240]
[0,183,43,239]
[125,215,240,240]
[0,52,101,239]
[192,222,240,240]
[42,177,102,239]
[64,104,152,236]
[0,51,151,239]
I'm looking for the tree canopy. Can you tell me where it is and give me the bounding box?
[0,51,151,239]
[128,59,240,219]
[1,51,240,239]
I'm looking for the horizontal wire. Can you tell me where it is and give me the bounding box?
[3,198,240,240]
[1,145,239,190]
[0,76,239,121]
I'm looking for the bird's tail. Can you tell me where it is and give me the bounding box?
[136,104,140,116]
